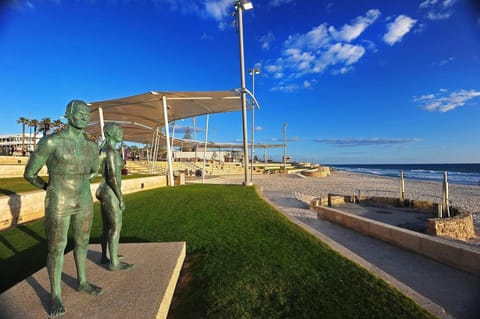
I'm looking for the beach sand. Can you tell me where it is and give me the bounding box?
[221,171,480,228]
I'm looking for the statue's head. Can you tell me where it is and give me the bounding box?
[65,100,90,129]
[104,123,123,143]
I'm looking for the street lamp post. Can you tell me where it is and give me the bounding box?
[248,67,260,183]
[234,0,253,186]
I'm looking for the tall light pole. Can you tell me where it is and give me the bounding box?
[235,0,254,186]
[283,122,287,173]
[249,67,260,183]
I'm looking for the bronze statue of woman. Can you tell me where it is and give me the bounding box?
[96,123,134,271]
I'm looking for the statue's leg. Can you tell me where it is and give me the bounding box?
[71,209,103,295]
[100,201,110,264]
[45,213,70,317]
[106,195,134,271]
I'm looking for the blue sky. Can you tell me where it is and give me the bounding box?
[1,0,480,164]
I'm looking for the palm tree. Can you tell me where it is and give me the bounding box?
[28,119,39,150]
[39,117,52,135]
[52,119,65,132]
[17,117,29,151]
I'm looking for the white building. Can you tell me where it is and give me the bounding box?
[0,133,43,155]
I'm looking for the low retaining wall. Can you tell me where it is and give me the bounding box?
[0,156,29,165]
[0,164,47,178]
[310,194,474,241]
[427,213,475,241]
[315,205,480,275]
[0,175,167,231]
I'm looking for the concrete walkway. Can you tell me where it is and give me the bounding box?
[259,188,480,319]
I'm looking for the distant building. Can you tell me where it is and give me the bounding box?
[0,133,43,155]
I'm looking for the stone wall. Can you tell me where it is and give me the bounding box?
[0,175,167,231]
[427,213,475,241]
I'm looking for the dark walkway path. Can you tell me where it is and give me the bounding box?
[260,189,480,319]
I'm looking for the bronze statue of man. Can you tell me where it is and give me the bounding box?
[96,123,134,271]
[24,100,103,317]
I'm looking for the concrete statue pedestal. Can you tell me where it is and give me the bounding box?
[0,242,186,319]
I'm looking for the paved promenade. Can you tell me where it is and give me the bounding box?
[217,174,480,319]
[261,188,480,319]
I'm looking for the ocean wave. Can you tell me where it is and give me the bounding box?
[332,165,480,186]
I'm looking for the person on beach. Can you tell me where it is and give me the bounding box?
[96,123,134,271]
[24,100,103,318]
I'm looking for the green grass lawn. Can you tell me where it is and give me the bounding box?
[0,184,435,319]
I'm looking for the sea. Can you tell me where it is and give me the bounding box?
[329,163,480,187]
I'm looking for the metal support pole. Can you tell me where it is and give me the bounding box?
[152,127,160,174]
[400,170,405,204]
[264,147,267,170]
[442,171,450,217]
[202,114,209,184]
[249,68,259,183]
[236,2,251,186]
[162,95,174,186]
[171,121,176,154]
[98,107,105,141]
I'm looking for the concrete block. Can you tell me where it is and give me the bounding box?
[368,221,392,243]
[460,249,480,274]
[390,228,422,253]
[343,214,363,233]
[0,242,186,319]
[419,238,463,266]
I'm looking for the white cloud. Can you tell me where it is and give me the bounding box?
[258,32,275,50]
[264,9,380,90]
[314,138,420,147]
[150,0,232,27]
[328,9,381,42]
[151,0,201,15]
[270,84,299,92]
[437,56,454,66]
[255,126,263,131]
[205,0,232,21]
[414,89,480,112]
[419,0,439,8]
[284,24,330,51]
[361,39,378,52]
[303,80,311,88]
[442,0,457,8]
[200,32,212,40]
[419,0,457,21]
[264,64,282,74]
[383,15,417,46]
[268,0,294,7]
[427,11,453,20]
[332,66,353,75]
[312,43,365,74]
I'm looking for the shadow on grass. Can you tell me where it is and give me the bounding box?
[0,188,17,196]
[169,249,207,319]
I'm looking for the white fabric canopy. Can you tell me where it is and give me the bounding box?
[87,90,242,143]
